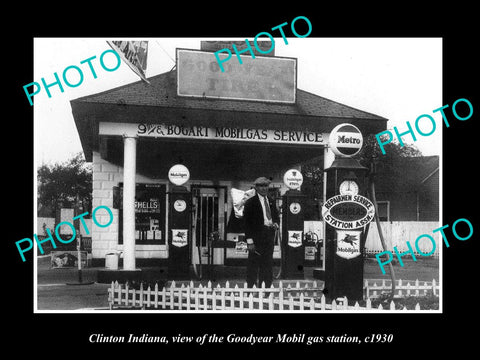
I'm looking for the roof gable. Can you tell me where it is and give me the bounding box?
[72,70,387,121]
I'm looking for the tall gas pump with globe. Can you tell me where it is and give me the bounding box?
[322,124,375,301]
[281,169,307,279]
[167,164,192,280]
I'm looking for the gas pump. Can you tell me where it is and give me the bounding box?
[322,124,374,301]
[167,165,192,280]
[281,169,306,279]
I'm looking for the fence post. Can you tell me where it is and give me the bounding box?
[268,293,274,310]
[154,283,159,309]
[233,284,239,310]
[415,279,419,296]
[186,285,191,310]
[146,285,151,308]
[260,282,265,300]
[366,298,371,310]
[161,286,167,309]
[221,287,226,310]
[279,282,284,310]
[212,289,217,310]
[203,287,208,310]
[230,291,235,310]
[109,282,114,306]
[308,297,315,310]
[320,294,326,310]
[299,293,305,310]
[432,278,437,296]
[193,289,198,310]
[169,285,174,310]
[240,287,245,310]
[179,284,185,310]
[139,283,144,308]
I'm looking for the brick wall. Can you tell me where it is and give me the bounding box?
[92,151,170,261]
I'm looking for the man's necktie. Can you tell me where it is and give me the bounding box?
[264,196,272,220]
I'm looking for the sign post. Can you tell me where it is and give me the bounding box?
[66,195,94,286]
[322,124,373,301]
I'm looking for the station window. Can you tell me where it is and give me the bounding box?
[376,200,390,221]
[118,183,166,245]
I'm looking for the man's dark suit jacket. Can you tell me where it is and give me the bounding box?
[243,194,279,246]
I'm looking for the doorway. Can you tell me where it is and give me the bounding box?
[191,186,227,266]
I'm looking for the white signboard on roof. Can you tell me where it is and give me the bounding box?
[176,49,297,104]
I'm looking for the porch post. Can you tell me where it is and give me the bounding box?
[123,135,137,270]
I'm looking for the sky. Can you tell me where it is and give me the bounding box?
[33,37,442,166]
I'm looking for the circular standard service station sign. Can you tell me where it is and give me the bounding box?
[168,164,190,186]
[173,199,187,212]
[283,169,303,190]
[329,123,363,157]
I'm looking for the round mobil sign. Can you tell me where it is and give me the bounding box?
[283,169,303,190]
[329,123,363,157]
[168,164,190,186]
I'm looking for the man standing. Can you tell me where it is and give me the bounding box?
[244,177,280,288]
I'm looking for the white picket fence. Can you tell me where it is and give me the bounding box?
[107,279,438,311]
[364,278,440,299]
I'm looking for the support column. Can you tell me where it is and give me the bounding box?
[123,136,137,270]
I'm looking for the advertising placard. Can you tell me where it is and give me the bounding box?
[176,49,296,103]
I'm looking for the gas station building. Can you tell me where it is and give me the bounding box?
[71,44,387,278]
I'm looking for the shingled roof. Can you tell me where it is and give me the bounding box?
[73,70,387,120]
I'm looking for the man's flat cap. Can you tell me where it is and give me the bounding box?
[253,177,271,186]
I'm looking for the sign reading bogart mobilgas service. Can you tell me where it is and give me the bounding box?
[99,122,327,147]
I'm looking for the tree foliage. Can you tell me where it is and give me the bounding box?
[358,133,423,171]
[37,153,92,217]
